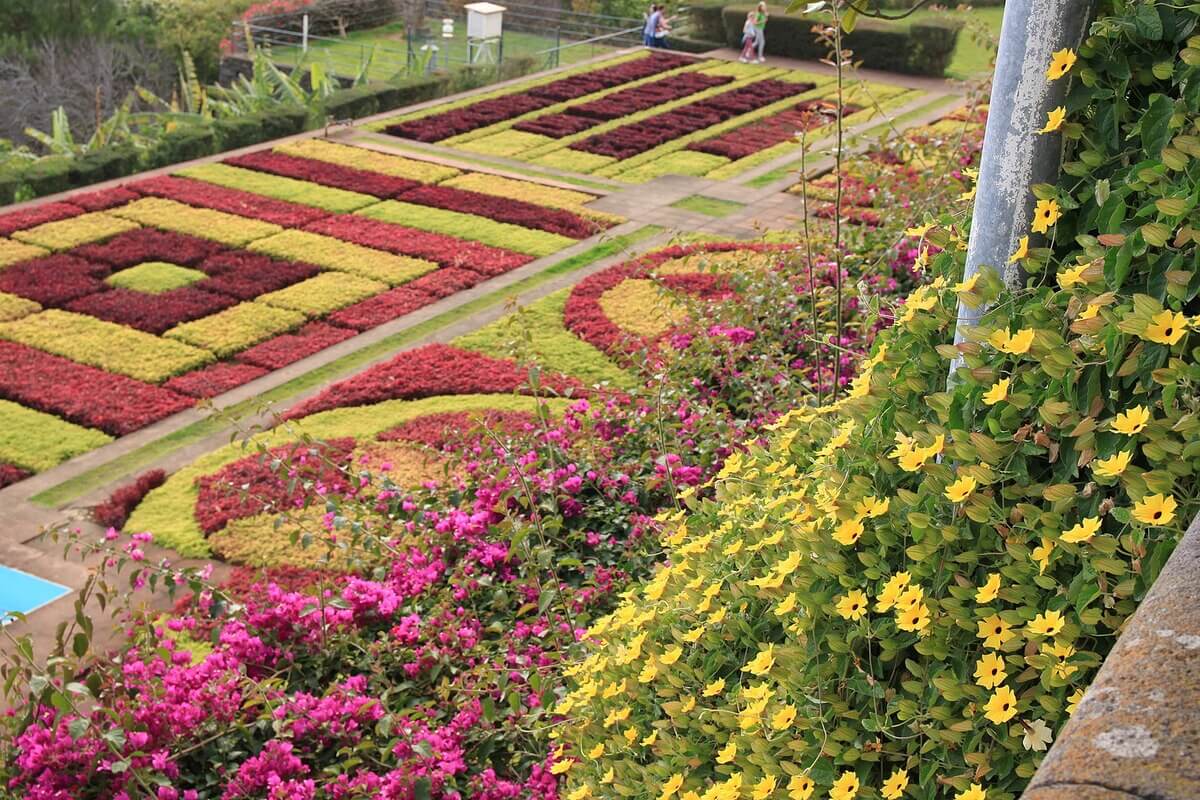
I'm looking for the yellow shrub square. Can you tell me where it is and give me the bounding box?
[259,272,387,317]
[0,291,40,322]
[110,198,282,247]
[0,238,49,269]
[165,302,307,358]
[11,212,139,251]
[248,230,438,286]
[275,139,461,183]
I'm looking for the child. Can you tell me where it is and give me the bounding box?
[738,11,757,62]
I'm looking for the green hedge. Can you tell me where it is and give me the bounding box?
[665,35,724,54]
[719,8,961,76]
[0,62,531,207]
[688,4,727,42]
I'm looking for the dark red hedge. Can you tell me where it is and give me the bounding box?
[404,267,484,299]
[0,463,31,489]
[67,186,141,212]
[235,322,357,370]
[378,409,538,450]
[324,285,435,332]
[688,99,857,160]
[197,252,321,299]
[74,228,225,269]
[163,362,269,399]
[0,202,84,237]
[0,341,194,436]
[223,150,420,199]
[303,214,530,275]
[397,185,602,239]
[128,175,330,228]
[93,469,167,530]
[0,254,110,305]
[66,286,238,334]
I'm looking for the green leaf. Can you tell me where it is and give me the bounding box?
[1140,94,1174,157]
[841,6,857,33]
[1133,4,1164,39]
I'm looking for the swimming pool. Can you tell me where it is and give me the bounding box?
[0,565,70,622]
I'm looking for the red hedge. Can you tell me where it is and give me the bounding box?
[378,409,537,450]
[0,254,109,305]
[0,201,84,237]
[74,228,225,269]
[0,463,31,489]
[0,341,195,436]
[163,362,269,399]
[93,469,167,530]
[129,175,330,228]
[325,286,435,332]
[404,267,484,299]
[66,286,238,334]
[223,150,420,199]
[572,79,814,160]
[397,184,602,239]
[236,322,357,370]
[197,251,320,299]
[688,99,857,160]
[303,214,530,275]
[67,186,141,212]
[283,343,580,420]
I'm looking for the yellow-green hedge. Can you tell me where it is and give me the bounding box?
[248,230,439,286]
[164,301,306,358]
[358,200,574,257]
[259,272,388,317]
[0,238,48,269]
[11,212,139,251]
[274,139,461,183]
[0,399,112,472]
[176,163,379,213]
[106,262,206,294]
[0,291,40,322]
[111,198,282,247]
[0,309,213,382]
[441,173,624,226]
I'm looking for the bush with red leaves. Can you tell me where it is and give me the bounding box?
[236,322,357,370]
[0,202,83,237]
[385,52,695,142]
[0,463,32,489]
[129,175,330,228]
[163,362,268,399]
[67,287,238,334]
[283,343,580,420]
[404,267,484,299]
[74,228,224,269]
[302,215,530,275]
[196,252,320,299]
[194,439,357,534]
[93,469,167,530]
[378,410,538,450]
[325,286,435,331]
[0,254,109,305]
[397,185,601,239]
[688,99,857,160]
[572,79,813,160]
[67,186,141,212]
[0,341,194,436]
[224,151,419,199]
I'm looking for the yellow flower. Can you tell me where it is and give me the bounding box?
[587,742,604,758]
[974,652,1007,689]
[1133,493,1177,526]
[1093,450,1132,478]
[833,516,865,546]
[702,678,725,697]
[881,769,909,800]
[1143,309,1188,345]
[604,706,631,728]
[894,433,945,472]
[1057,264,1088,288]
[955,784,988,800]
[945,474,978,503]
[1008,235,1029,263]
[977,614,1014,649]
[1061,516,1101,544]
[786,775,815,800]
[1044,641,1078,679]
[742,644,775,677]
[982,378,1010,406]
[896,584,924,611]
[660,773,686,800]
[551,759,573,775]
[678,696,696,713]
[682,626,705,644]
[771,704,797,730]
[1031,199,1062,234]
[914,246,929,272]
[983,685,1019,724]
[897,285,938,324]
[641,729,658,746]
[752,775,777,800]
[1032,537,1055,574]
[623,726,639,743]
[829,771,860,800]
[836,590,869,621]
[875,572,911,612]
[989,327,1035,355]
[1112,405,1150,434]
[602,767,615,784]
[1066,689,1085,714]
[954,272,980,293]
[1079,302,1101,320]
[1028,609,1066,637]
[905,222,933,238]
[1046,47,1077,80]
[716,741,737,764]
[774,592,797,616]
[896,602,931,633]
[638,661,657,683]
[661,645,683,665]
[1038,105,1067,133]
[855,495,890,518]
[975,572,1001,604]
[568,784,593,800]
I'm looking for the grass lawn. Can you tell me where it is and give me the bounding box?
[908,6,1004,80]
[271,21,619,82]
[670,195,744,217]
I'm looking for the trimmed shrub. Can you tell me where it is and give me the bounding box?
[0,399,113,473]
[66,186,141,212]
[235,321,357,370]
[149,125,217,169]
[19,156,73,197]
[358,200,575,257]
[69,145,140,185]
[0,254,110,306]
[175,163,379,213]
[274,139,461,183]
[164,301,307,358]
[11,212,140,252]
[110,198,283,247]
[0,291,39,322]
[0,309,214,382]
[130,175,330,228]
[258,272,387,317]
[74,228,225,269]
[396,184,602,239]
[67,287,238,334]
[163,361,268,399]
[105,262,206,294]
[0,202,84,238]
[197,251,321,299]
[317,84,381,121]
[248,229,439,286]
[222,150,419,199]
[92,469,168,530]
[325,285,435,331]
[0,238,49,269]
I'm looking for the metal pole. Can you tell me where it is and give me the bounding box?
[302,13,310,51]
[952,0,1096,346]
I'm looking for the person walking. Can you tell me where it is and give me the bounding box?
[653,5,671,49]
[644,4,661,47]
[738,11,757,62]
[753,2,768,63]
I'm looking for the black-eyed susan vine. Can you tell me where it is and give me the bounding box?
[554,4,1200,800]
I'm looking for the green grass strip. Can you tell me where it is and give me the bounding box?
[669,195,745,218]
[30,225,663,508]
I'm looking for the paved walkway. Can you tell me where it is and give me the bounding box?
[0,47,965,659]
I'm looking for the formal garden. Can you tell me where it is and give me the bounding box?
[1,0,1199,798]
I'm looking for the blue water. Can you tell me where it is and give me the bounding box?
[0,565,69,621]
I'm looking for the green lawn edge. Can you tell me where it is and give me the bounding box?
[31,225,663,509]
